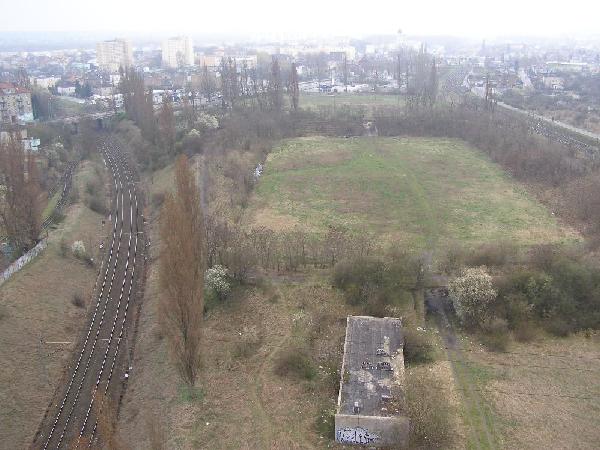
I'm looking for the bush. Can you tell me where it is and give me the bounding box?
[87,193,107,215]
[72,292,85,308]
[513,321,539,343]
[403,328,435,365]
[59,238,69,257]
[448,267,497,329]
[480,318,510,352]
[465,241,516,268]
[407,370,454,449]
[274,347,317,380]
[71,240,87,259]
[151,192,165,208]
[545,317,573,337]
[205,265,231,301]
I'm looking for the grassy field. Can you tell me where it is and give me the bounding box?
[248,136,578,250]
[0,161,108,448]
[300,92,403,111]
[453,333,600,450]
[118,136,596,449]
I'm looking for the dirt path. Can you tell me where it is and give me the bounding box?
[426,288,498,450]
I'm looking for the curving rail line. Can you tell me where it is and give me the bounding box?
[34,137,143,449]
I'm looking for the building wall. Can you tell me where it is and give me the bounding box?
[0,91,33,124]
[334,414,409,447]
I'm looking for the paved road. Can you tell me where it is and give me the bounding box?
[33,137,143,449]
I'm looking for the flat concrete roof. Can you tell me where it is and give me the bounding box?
[338,316,404,417]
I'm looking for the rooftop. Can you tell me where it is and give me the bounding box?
[337,316,404,417]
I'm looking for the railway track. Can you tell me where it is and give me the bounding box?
[33,136,143,449]
[42,161,78,230]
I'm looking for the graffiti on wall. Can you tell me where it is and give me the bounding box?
[336,426,380,445]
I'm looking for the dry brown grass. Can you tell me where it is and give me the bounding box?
[0,161,107,448]
[464,333,600,449]
[118,259,353,449]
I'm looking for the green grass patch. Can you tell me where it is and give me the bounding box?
[300,92,403,111]
[249,137,578,250]
[178,384,205,403]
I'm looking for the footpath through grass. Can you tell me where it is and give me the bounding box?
[249,136,577,250]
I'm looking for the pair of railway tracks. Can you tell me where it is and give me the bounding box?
[33,137,143,449]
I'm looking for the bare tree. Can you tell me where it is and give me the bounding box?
[158,94,176,156]
[159,155,205,386]
[0,137,42,252]
[289,62,300,112]
[269,56,283,111]
[200,64,217,105]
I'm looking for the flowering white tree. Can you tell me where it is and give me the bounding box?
[448,267,496,328]
[196,113,219,131]
[205,265,230,300]
[71,240,87,260]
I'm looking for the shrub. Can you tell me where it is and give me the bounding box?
[59,238,69,257]
[513,322,539,343]
[448,267,497,329]
[71,240,87,259]
[403,328,435,365]
[465,241,516,268]
[87,193,107,215]
[205,265,231,301]
[151,192,166,208]
[72,292,85,308]
[274,347,317,380]
[480,318,510,352]
[545,317,573,337]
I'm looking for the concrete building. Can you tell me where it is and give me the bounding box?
[335,316,409,447]
[0,82,33,125]
[162,36,194,68]
[96,39,133,72]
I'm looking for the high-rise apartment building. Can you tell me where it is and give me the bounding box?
[96,39,133,72]
[162,36,194,68]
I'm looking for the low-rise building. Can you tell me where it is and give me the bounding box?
[335,316,409,447]
[0,82,33,125]
[543,76,564,90]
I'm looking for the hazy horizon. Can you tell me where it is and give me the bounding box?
[3,0,599,39]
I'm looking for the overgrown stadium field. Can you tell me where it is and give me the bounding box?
[248,136,578,248]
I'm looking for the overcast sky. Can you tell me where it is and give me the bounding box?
[3,0,599,38]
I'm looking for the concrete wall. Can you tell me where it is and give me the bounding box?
[335,414,409,448]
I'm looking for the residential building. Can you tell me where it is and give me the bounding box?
[162,36,194,68]
[0,128,40,152]
[96,39,133,72]
[0,82,33,125]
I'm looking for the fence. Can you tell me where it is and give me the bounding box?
[0,239,48,287]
